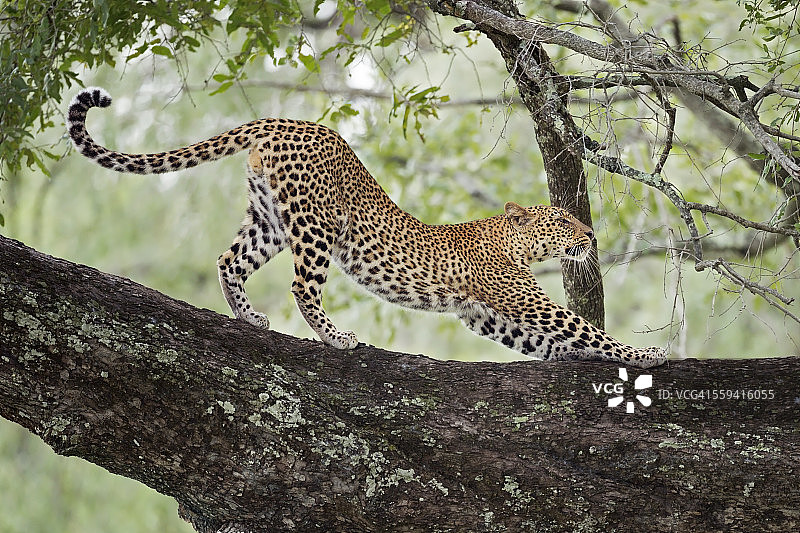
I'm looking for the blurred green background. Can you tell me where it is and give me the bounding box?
[1,0,798,531]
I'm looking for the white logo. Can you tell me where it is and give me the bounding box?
[592,368,653,413]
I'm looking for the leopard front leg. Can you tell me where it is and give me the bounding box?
[289,238,358,350]
[459,304,542,356]
[460,302,666,369]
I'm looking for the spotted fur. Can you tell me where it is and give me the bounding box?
[67,87,667,368]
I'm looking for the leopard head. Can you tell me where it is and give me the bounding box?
[504,202,595,264]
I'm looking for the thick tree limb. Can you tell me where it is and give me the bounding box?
[1,235,800,532]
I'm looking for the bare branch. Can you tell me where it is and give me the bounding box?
[774,85,800,100]
[760,122,800,144]
[580,149,704,258]
[439,0,800,180]
[655,102,676,175]
[562,74,675,90]
[685,202,800,240]
[644,73,676,175]
[580,147,798,323]
[200,80,520,107]
[695,257,799,321]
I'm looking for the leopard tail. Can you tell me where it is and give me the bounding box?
[67,87,266,175]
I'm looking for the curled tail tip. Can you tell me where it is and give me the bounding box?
[68,86,112,145]
[70,86,112,111]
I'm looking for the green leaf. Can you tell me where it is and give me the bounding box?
[151,45,173,58]
[402,105,411,139]
[377,27,405,47]
[209,81,233,95]
[297,53,319,73]
[183,35,201,48]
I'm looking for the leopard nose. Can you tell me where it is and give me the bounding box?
[585,229,595,241]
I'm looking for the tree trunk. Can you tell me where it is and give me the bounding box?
[430,0,605,328]
[1,234,798,532]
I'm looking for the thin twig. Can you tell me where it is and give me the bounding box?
[774,85,800,100]
[696,258,799,321]
[685,202,800,239]
[760,122,800,143]
[644,73,676,175]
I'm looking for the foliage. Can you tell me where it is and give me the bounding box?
[0,0,221,179]
[0,0,430,190]
[737,0,800,91]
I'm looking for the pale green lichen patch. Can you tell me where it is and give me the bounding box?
[655,423,783,459]
[4,309,56,347]
[66,334,89,353]
[308,429,447,500]
[511,415,530,427]
[156,348,179,364]
[507,399,576,429]
[247,372,307,429]
[218,400,236,414]
[739,441,781,459]
[346,391,439,428]
[40,415,74,443]
[311,432,368,466]
[502,475,534,512]
[263,399,305,426]
[374,467,450,497]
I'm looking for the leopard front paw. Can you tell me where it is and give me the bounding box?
[327,330,359,350]
[632,347,668,369]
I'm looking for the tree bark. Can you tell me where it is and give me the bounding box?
[1,234,799,532]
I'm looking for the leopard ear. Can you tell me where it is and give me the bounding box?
[504,202,533,228]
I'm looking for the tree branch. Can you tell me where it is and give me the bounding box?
[579,146,799,323]
[695,257,799,322]
[685,201,800,240]
[435,0,800,180]
[2,234,800,532]
[200,80,520,107]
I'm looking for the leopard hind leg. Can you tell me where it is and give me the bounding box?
[288,222,358,350]
[218,189,288,329]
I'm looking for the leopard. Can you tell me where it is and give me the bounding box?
[67,87,667,368]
